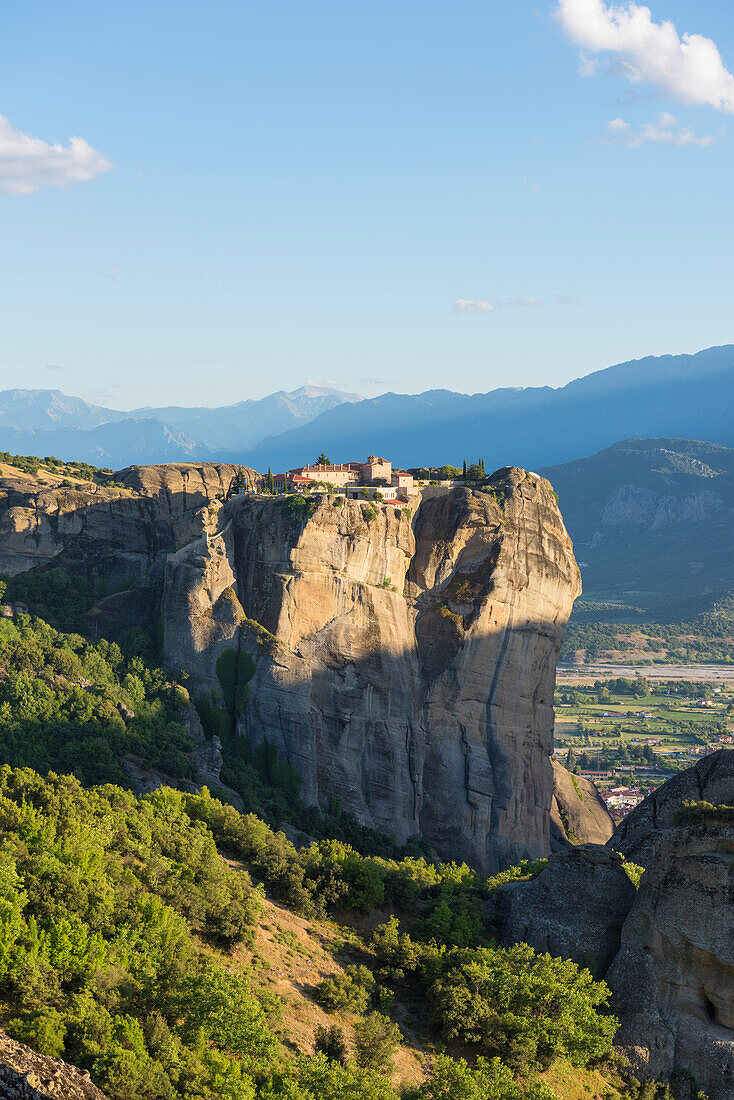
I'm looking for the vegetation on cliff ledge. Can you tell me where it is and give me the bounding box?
[0,610,195,785]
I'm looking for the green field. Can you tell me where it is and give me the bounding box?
[553,675,733,791]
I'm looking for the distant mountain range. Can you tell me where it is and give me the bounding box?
[2,345,734,472]
[0,385,361,467]
[543,437,734,621]
[234,345,734,472]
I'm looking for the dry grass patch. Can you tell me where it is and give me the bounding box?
[236,895,425,1086]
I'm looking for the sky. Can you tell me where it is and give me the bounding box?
[0,0,733,409]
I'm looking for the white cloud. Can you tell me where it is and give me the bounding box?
[556,0,734,112]
[454,298,497,314]
[0,113,112,195]
[604,111,718,146]
[454,295,569,314]
[505,296,542,307]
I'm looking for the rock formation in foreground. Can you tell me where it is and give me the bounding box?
[488,844,635,979]
[163,467,580,873]
[492,751,734,1100]
[607,819,734,1100]
[0,1029,107,1099]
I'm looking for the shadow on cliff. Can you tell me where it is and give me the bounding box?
[238,611,565,876]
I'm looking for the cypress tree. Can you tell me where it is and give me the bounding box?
[462,458,467,478]
[267,466,274,494]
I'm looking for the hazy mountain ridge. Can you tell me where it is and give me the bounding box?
[543,436,734,619]
[0,388,124,431]
[0,385,361,467]
[0,417,204,467]
[237,344,734,471]
[129,384,363,449]
[4,345,734,472]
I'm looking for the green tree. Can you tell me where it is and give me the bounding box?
[316,965,375,1013]
[316,453,331,465]
[418,1054,546,1100]
[353,1012,401,1072]
[315,1024,348,1064]
[429,943,617,1072]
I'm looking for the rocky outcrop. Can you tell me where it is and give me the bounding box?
[489,845,636,978]
[550,761,614,849]
[163,468,580,872]
[600,485,725,528]
[607,822,734,1100]
[0,1029,107,1098]
[482,755,734,1095]
[0,461,257,633]
[0,458,580,872]
[610,748,734,865]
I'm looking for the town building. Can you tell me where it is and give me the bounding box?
[258,456,416,500]
[287,463,357,489]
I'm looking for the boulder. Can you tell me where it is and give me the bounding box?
[489,844,636,978]
[550,760,614,849]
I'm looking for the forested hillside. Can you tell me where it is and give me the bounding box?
[0,607,662,1100]
[544,438,734,623]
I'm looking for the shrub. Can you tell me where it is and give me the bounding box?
[418,1054,558,1100]
[315,1024,348,1064]
[621,860,645,889]
[353,1012,401,1071]
[485,859,548,894]
[412,889,486,948]
[674,800,734,826]
[316,965,375,1013]
[260,1052,398,1100]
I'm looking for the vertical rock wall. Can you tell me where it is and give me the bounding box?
[162,468,580,873]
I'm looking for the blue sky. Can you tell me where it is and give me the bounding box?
[0,0,732,408]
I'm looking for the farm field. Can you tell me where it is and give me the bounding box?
[553,673,734,812]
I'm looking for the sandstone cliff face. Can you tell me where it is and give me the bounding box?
[607,822,734,1100]
[163,468,580,872]
[0,462,257,632]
